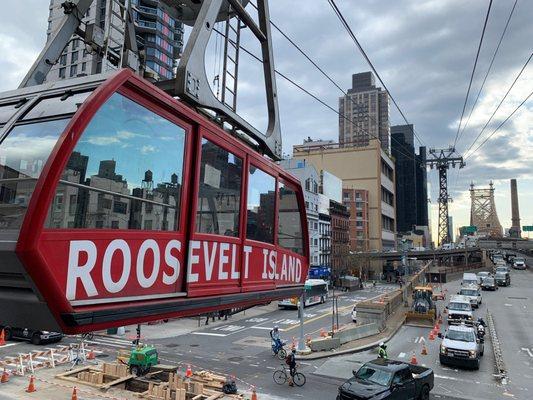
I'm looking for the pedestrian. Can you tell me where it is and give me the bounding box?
[378,342,388,359]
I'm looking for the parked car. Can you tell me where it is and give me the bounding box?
[494,271,510,286]
[337,358,434,400]
[481,277,498,291]
[439,324,484,370]
[0,326,63,345]
[512,257,527,270]
[476,271,491,284]
[459,285,482,308]
[351,306,357,323]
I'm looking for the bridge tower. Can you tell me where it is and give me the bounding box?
[426,147,465,247]
[470,182,503,238]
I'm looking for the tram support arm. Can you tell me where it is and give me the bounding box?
[19,0,93,88]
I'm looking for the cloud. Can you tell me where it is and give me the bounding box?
[140,145,157,154]
[1,0,532,236]
[86,136,120,146]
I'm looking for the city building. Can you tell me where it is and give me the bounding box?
[338,72,391,153]
[279,159,320,267]
[391,124,429,234]
[342,188,370,251]
[330,199,350,276]
[294,138,396,251]
[447,215,454,243]
[46,0,184,81]
[317,194,331,268]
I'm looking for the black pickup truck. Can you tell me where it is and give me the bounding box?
[337,358,434,400]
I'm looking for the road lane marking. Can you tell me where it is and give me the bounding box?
[521,347,533,358]
[191,332,227,337]
[245,318,269,323]
[0,343,20,348]
[398,352,406,358]
[250,326,273,330]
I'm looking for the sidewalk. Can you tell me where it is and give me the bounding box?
[297,305,408,360]
[96,302,279,340]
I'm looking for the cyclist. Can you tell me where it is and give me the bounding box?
[378,342,388,359]
[270,326,283,353]
[286,349,297,386]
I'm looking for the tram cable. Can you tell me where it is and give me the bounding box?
[326,0,426,147]
[452,0,493,148]
[212,27,422,163]
[456,0,519,146]
[463,52,532,159]
[464,89,532,161]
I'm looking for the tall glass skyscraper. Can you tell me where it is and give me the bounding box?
[46,0,184,82]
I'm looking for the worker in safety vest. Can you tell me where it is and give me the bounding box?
[378,342,388,359]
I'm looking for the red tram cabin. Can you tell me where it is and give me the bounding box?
[0,70,309,334]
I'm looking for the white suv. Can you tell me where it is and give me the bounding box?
[459,285,482,308]
[440,324,484,369]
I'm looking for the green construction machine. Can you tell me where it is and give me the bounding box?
[118,344,159,376]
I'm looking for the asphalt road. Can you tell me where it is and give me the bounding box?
[1,265,531,400]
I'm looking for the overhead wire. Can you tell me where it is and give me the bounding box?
[327,0,426,147]
[248,1,425,162]
[463,52,532,158]
[212,27,421,163]
[465,89,532,160]
[453,0,493,148]
[457,0,518,145]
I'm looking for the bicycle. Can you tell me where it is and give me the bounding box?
[271,340,287,360]
[273,364,306,387]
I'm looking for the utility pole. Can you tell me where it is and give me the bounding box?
[426,147,465,247]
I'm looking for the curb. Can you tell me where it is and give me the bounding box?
[296,316,405,360]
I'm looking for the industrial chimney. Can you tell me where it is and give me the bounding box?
[509,179,521,238]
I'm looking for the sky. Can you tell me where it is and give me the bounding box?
[0,0,532,241]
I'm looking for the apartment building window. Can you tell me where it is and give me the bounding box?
[382,215,394,231]
[59,54,67,66]
[356,211,363,218]
[381,160,393,180]
[58,67,66,79]
[81,62,86,72]
[356,201,362,209]
[356,221,363,227]
[72,39,79,49]
[382,187,394,206]
[71,51,78,64]
[70,65,77,77]
[47,20,52,31]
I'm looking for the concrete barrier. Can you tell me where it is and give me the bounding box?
[309,336,341,352]
[336,323,380,345]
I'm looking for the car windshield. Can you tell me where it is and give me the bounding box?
[484,278,495,284]
[496,267,507,272]
[460,289,477,296]
[514,258,524,263]
[495,273,505,279]
[449,302,471,311]
[355,366,392,387]
[478,272,489,277]
[446,330,476,342]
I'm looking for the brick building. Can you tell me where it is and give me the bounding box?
[342,188,370,252]
[330,199,350,276]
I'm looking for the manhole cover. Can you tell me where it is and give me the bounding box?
[189,344,200,347]
[228,357,243,362]
[165,343,180,348]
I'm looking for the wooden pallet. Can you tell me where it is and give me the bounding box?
[56,363,134,390]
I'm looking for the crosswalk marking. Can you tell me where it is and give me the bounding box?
[211,325,246,332]
[191,332,227,337]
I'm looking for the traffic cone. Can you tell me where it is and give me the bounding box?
[26,375,36,393]
[428,331,435,341]
[185,364,193,378]
[421,344,428,356]
[320,328,327,338]
[1,368,9,383]
[71,386,78,400]
[251,386,258,400]
[410,352,418,365]
[0,329,5,346]
[87,349,95,360]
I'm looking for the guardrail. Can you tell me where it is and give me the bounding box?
[487,311,508,384]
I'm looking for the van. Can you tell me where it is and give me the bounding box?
[462,273,479,287]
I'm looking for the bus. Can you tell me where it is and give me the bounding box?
[278,279,328,308]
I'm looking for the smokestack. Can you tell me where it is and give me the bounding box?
[509,179,521,238]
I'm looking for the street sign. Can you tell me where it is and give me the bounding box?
[523,226,533,232]
[463,226,477,234]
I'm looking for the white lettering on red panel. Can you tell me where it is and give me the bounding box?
[64,238,305,302]
[66,239,182,301]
